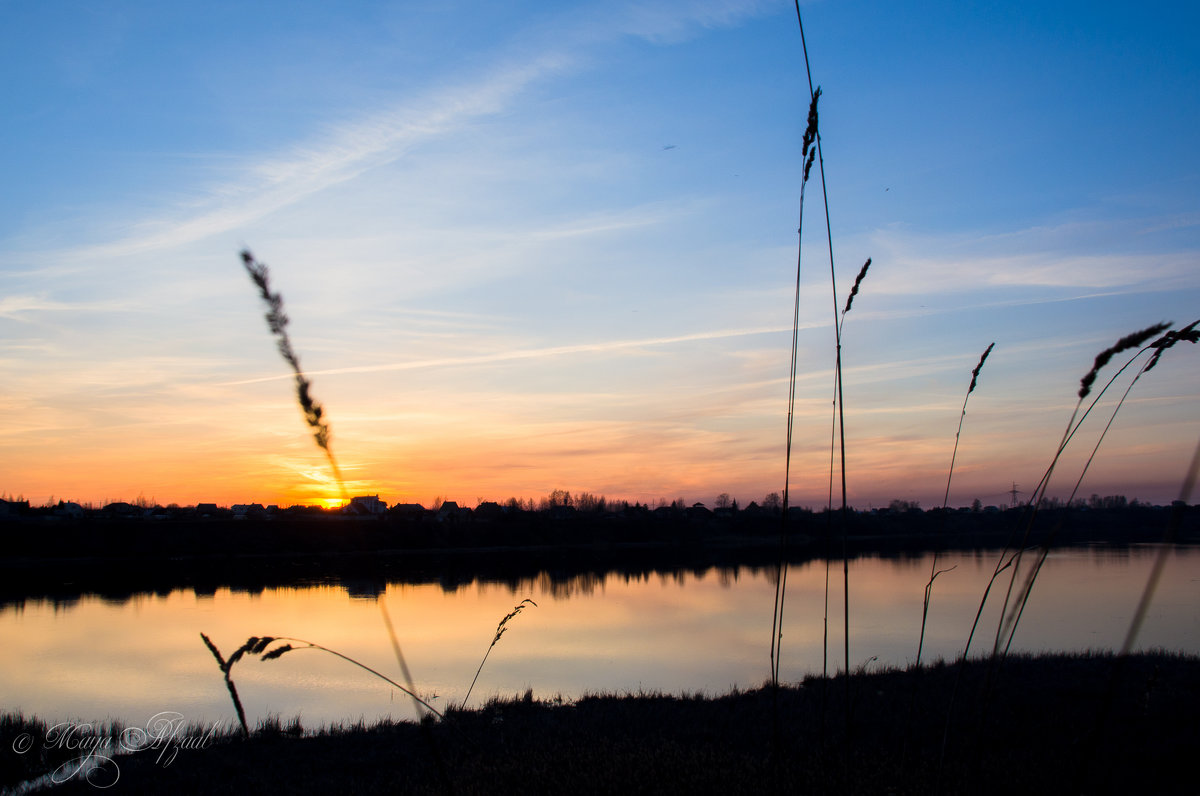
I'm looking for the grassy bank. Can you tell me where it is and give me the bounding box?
[8,651,1196,794]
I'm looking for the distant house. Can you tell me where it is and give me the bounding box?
[54,501,85,520]
[231,503,265,519]
[739,501,763,518]
[344,495,388,516]
[473,501,504,522]
[102,502,140,519]
[195,503,221,518]
[390,503,426,520]
[436,501,471,522]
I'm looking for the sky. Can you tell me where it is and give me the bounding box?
[2,0,1198,510]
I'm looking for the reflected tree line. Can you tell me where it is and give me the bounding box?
[0,497,1194,610]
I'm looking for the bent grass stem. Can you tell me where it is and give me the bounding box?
[462,600,537,709]
[200,633,445,726]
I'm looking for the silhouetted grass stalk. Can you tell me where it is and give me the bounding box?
[770,81,821,686]
[1121,434,1200,654]
[998,321,1196,655]
[379,599,427,719]
[240,250,347,502]
[817,142,853,732]
[938,323,1175,774]
[915,342,992,668]
[378,599,456,791]
[954,322,1171,664]
[200,633,445,728]
[1065,322,1198,521]
[823,359,837,683]
[991,322,1173,653]
[462,599,537,708]
[829,201,851,727]
[789,3,852,757]
[824,255,871,671]
[1073,436,1200,793]
[841,258,871,317]
[200,633,251,737]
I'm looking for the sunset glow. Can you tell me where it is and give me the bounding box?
[2,1,1197,510]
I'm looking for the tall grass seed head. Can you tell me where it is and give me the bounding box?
[842,257,872,315]
[801,86,822,160]
[1145,320,1199,372]
[968,342,995,394]
[1078,322,1171,399]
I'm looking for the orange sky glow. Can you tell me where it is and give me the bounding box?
[2,2,1197,511]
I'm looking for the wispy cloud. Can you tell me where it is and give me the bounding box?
[0,294,137,320]
[526,201,693,241]
[224,324,799,385]
[862,220,1200,295]
[70,56,574,260]
[45,1,775,265]
[1138,212,1200,235]
[0,295,71,319]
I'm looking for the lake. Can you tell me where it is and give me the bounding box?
[2,545,1196,731]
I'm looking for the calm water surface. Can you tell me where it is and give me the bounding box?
[3,546,1196,729]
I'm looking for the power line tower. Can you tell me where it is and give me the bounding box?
[1008,482,1022,508]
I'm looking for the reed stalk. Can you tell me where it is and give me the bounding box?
[784,6,854,763]
[829,188,851,736]
[770,82,821,687]
[942,322,1182,764]
[915,342,992,668]
[1121,434,1200,655]
[199,633,251,737]
[1072,435,1200,793]
[200,633,445,727]
[379,599,426,719]
[939,322,1179,774]
[462,599,537,708]
[240,250,348,502]
[824,256,871,676]
[991,322,1173,654]
[824,360,837,683]
[998,320,1196,655]
[947,322,1173,667]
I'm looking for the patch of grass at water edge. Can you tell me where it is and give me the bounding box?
[20,651,1199,795]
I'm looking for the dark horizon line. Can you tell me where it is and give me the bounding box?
[0,492,1187,515]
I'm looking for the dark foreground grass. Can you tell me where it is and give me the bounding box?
[13,651,1197,795]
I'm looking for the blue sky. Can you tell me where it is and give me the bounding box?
[2,0,1197,509]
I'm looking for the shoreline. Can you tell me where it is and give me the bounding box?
[7,650,1197,794]
[3,525,1193,608]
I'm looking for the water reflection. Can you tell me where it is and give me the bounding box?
[1,546,1195,731]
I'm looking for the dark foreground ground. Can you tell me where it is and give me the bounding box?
[5,652,1197,795]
